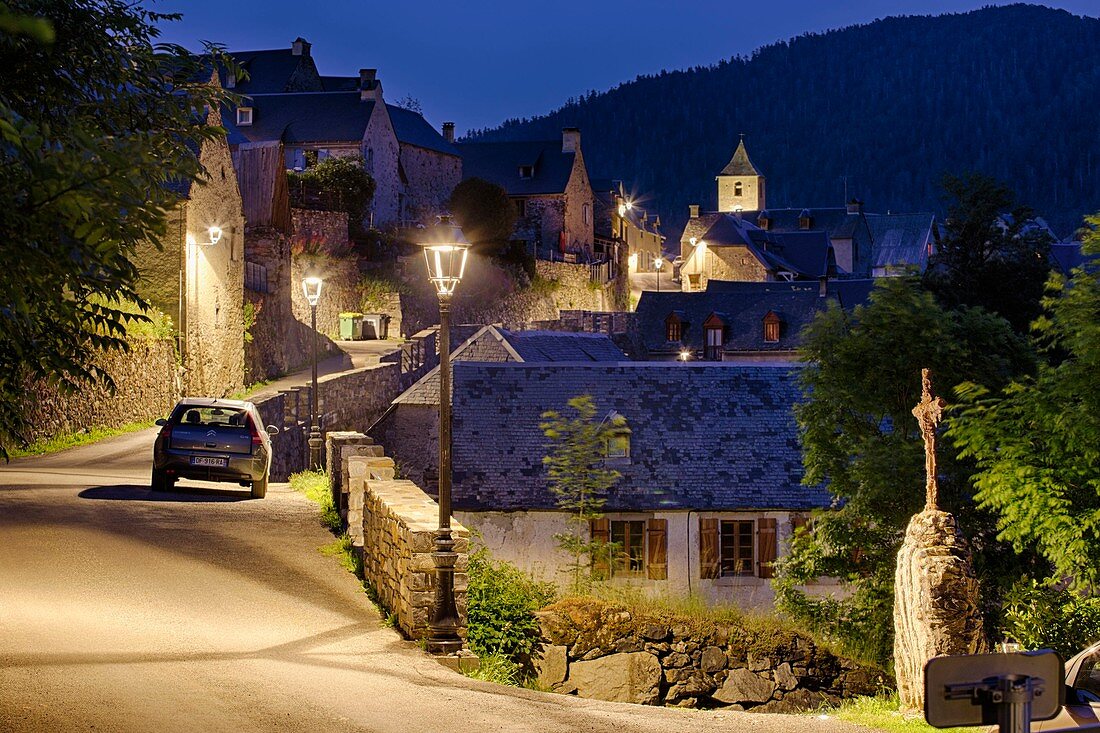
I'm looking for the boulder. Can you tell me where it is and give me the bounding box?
[665,652,691,668]
[535,644,568,687]
[569,652,662,705]
[666,670,716,704]
[774,662,798,691]
[712,668,776,705]
[640,624,670,641]
[701,646,728,674]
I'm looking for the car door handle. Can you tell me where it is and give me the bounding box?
[205,442,216,448]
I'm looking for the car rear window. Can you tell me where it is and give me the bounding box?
[174,407,250,429]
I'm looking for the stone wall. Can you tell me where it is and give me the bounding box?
[536,260,607,312]
[18,339,179,445]
[291,208,349,249]
[707,246,768,282]
[290,255,361,340]
[244,228,313,382]
[249,361,400,481]
[535,597,887,711]
[346,452,470,640]
[399,145,461,224]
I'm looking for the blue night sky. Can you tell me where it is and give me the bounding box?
[157,1,1098,135]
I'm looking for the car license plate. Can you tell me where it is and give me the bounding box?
[190,456,228,468]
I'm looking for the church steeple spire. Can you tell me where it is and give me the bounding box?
[716,135,765,212]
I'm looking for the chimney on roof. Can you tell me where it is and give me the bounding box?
[442,122,455,144]
[689,204,700,219]
[562,127,580,154]
[846,198,863,215]
[359,69,381,101]
[291,37,311,56]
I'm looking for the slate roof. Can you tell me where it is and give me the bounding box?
[636,280,853,354]
[394,326,625,406]
[754,207,866,240]
[225,48,312,94]
[456,140,575,196]
[865,213,935,270]
[719,139,762,177]
[1050,241,1090,276]
[682,213,834,279]
[223,92,374,146]
[450,362,831,512]
[321,75,360,92]
[386,104,459,157]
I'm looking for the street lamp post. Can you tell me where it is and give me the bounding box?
[654,256,664,293]
[420,215,469,655]
[302,275,324,470]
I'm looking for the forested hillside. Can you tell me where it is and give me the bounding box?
[465,4,1100,240]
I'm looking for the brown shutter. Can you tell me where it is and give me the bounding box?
[590,518,611,575]
[699,518,719,579]
[791,514,808,536]
[646,518,668,580]
[757,518,777,579]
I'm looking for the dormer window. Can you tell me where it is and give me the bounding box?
[799,209,813,229]
[703,312,726,361]
[763,311,781,343]
[665,313,685,343]
[519,165,534,179]
[757,210,770,230]
[236,107,253,126]
[602,410,631,460]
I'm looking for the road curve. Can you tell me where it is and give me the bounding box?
[0,429,869,732]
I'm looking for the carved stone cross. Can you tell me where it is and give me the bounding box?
[912,368,946,511]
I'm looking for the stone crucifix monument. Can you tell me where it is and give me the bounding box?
[893,368,986,713]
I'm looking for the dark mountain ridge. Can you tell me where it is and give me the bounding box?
[464,4,1100,240]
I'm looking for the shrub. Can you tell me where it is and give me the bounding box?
[289,469,340,533]
[466,546,556,672]
[287,155,376,234]
[1000,577,1100,658]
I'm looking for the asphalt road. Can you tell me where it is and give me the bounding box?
[0,429,870,733]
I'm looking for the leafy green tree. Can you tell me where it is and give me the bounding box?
[924,173,1053,333]
[775,277,1034,665]
[0,0,233,456]
[287,155,376,235]
[448,177,517,258]
[540,394,626,593]
[950,215,1100,590]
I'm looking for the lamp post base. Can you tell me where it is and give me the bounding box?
[308,425,322,471]
[426,528,463,655]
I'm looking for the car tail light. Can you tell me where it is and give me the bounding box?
[248,418,263,450]
[160,425,172,443]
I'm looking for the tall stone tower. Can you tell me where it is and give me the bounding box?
[717,137,765,212]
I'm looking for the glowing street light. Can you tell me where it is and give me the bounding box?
[301,274,324,469]
[654,256,664,293]
[419,215,469,656]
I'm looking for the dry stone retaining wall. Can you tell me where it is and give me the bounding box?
[18,339,178,445]
[536,598,887,711]
[347,452,469,640]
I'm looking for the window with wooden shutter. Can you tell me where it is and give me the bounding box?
[700,518,719,579]
[720,520,755,576]
[590,518,611,577]
[757,518,777,579]
[646,519,668,580]
[611,520,646,576]
[790,514,809,537]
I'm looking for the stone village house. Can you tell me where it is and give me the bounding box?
[457,129,596,262]
[222,38,461,228]
[680,137,936,291]
[593,179,665,275]
[133,76,246,397]
[444,361,835,608]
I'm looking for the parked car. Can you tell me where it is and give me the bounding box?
[981,642,1100,732]
[151,398,279,499]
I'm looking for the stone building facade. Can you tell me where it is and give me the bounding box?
[134,97,246,397]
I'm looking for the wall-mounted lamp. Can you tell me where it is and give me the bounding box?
[679,350,691,362]
[193,226,223,247]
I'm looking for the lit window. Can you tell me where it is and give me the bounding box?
[763,312,781,343]
[666,317,681,342]
[720,520,755,577]
[610,520,646,575]
[236,107,253,126]
[706,326,723,360]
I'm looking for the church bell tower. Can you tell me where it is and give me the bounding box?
[716,136,765,212]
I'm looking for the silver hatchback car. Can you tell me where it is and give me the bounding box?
[152,398,278,498]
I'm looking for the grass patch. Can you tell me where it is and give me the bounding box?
[462,652,524,686]
[825,694,976,733]
[289,469,340,532]
[290,469,394,622]
[7,419,154,459]
[230,378,273,400]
